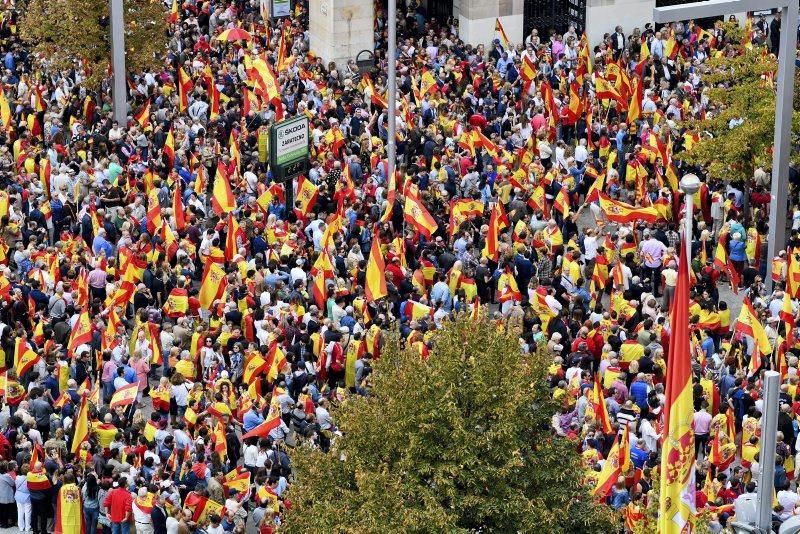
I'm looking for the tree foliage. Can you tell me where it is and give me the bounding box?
[19,0,167,89]
[282,316,618,533]
[678,22,800,182]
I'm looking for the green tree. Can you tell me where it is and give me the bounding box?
[19,0,167,89]
[282,316,618,533]
[677,22,800,184]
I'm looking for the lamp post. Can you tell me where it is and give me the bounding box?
[653,0,798,291]
[109,0,128,126]
[386,0,397,187]
[680,173,700,262]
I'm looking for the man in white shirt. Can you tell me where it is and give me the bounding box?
[290,259,307,286]
[132,487,154,533]
[574,139,588,168]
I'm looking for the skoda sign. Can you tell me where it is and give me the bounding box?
[269,115,309,182]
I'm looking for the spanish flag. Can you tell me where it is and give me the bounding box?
[294,175,319,218]
[149,387,171,412]
[14,338,39,378]
[627,76,643,123]
[134,99,151,129]
[211,162,235,216]
[520,54,536,90]
[494,18,510,49]
[598,194,660,224]
[659,243,696,533]
[199,262,228,310]
[212,420,227,460]
[223,467,251,495]
[593,434,621,498]
[224,212,245,262]
[403,191,438,239]
[54,482,84,534]
[168,0,179,23]
[780,291,795,327]
[134,492,156,514]
[591,375,613,434]
[67,311,92,357]
[0,89,10,130]
[243,354,267,384]
[419,70,438,97]
[184,492,225,524]
[482,202,502,261]
[594,76,622,104]
[143,420,158,443]
[403,300,432,321]
[207,401,233,420]
[242,408,282,439]
[110,382,138,409]
[26,469,52,491]
[553,187,571,217]
[70,396,90,454]
[365,233,387,302]
[177,67,193,113]
[734,297,772,355]
[164,126,176,168]
[497,268,521,303]
[163,287,189,318]
[146,188,162,235]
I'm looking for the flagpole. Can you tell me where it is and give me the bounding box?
[680,174,700,262]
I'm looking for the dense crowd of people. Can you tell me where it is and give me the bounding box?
[0,0,794,532]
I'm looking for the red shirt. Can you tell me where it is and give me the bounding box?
[103,487,133,523]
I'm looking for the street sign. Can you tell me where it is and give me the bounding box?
[269,115,309,183]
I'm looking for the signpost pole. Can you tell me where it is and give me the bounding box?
[285,177,294,220]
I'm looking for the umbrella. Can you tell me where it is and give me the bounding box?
[216,28,252,42]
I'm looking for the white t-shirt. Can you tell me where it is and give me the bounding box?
[171,381,192,407]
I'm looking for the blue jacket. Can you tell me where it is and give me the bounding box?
[729,239,746,262]
[630,380,649,411]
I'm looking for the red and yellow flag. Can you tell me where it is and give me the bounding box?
[134,99,151,129]
[403,191,438,239]
[242,408,282,440]
[598,194,660,224]
[211,163,235,215]
[67,311,92,357]
[591,375,612,434]
[294,175,319,217]
[734,297,772,355]
[365,233,387,301]
[224,212,245,262]
[593,434,621,498]
[163,287,189,318]
[659,244,695,533]
[54,482,85,534]
[70,396,90,454]
[199,262,228,310]
[14,338,39,378]
[184,492,225,524]
[494,18,510,49]
[110,382,138,409]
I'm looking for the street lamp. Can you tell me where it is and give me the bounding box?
[110,0,128,126]
[680,173,700,262]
